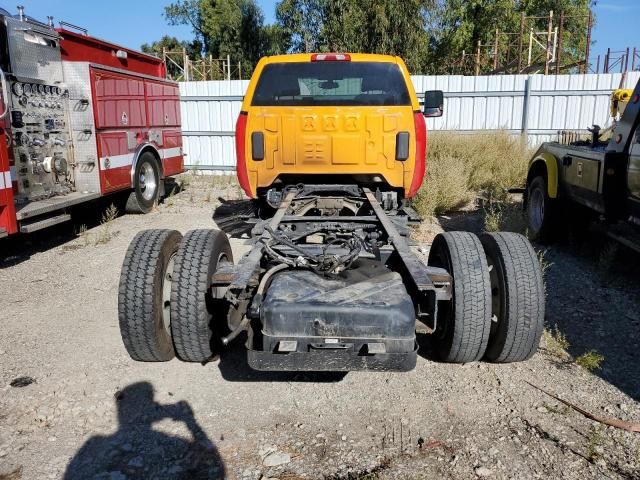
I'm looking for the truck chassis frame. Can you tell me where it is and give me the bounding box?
[118,184,545,372]
[216,186,452,371]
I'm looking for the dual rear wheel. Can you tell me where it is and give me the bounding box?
[118,228,544,365]
[118,228,233,362]
[428,231,545,363]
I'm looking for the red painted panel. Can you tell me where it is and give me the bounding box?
[92,69,146,128]
[0,119,17,235]
[97,132,131,193]
[146,81,181,127]
[162,130,184,176]
[163,130,182,149]
[58,29,167,79]
[164,156,184,177]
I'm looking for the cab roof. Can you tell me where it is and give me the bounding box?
[261,53,401,64]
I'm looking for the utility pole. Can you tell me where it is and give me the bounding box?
[183,47,189,82]
[583,10,593,74]
[555,12,564,75]
[517,12,525,72]
[493,29,500,71]
[545,10,553,75]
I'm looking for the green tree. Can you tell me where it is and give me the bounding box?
[275,0,432,72]
[141,36,203,78]
[275,0,325,53]
[426,0,594,74]
[261,24,290,55]
[164,0,270,76]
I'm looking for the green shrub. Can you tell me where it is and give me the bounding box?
[576,350,604,372]
[413,131,532,217]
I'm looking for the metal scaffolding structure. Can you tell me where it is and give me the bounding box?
[162,49,242,81]
[449,10,593,76]
[591,47,640,74]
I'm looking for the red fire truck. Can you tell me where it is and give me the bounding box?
[0,7,184,237]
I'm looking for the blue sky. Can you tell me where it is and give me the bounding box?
[5,0,638,73]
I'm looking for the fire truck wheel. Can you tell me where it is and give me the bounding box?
[126,152,160,214]
[170,229,234,362]
[118,229,182,361]
[428,232,492,363]
[480,232,545,363]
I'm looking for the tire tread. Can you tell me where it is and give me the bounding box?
[481,232,545,362]
[118,229,180,361]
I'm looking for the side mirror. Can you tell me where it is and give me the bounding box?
[423,90,443,117]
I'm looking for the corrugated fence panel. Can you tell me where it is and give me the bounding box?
[180,72,640,170]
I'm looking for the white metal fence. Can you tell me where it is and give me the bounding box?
[179,72,640,171]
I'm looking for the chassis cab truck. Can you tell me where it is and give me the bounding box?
[0,7,184,238]
[526,79,640,248]
[119,53,545,372]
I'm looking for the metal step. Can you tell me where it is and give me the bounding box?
[0,228,7,239]
[15,192,100,221]
[19,213,71,233]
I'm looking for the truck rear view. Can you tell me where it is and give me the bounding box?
[235,53,426,204]
[118,53,546,372]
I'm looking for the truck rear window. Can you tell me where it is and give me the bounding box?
[251,62,411,107]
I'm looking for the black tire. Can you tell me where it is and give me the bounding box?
[480,232,545,363]
[118,229,182,361]
[526,175,557,243]
[170,229,234,362]
[427,232,492,363]
[126,152,160,214]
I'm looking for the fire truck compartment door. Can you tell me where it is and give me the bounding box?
[146,82,181,127]
[91,69,146,129]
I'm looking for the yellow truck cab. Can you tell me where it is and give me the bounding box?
[235,53,436,202]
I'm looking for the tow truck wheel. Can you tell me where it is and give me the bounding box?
[527,175,556,242]
[428,232,492,363]
[125,152,160,214]
[118,229,182,361]
[170,229,234,362]
[480,232,545,362]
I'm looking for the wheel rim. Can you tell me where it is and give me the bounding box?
[162,254,175,334]
[528,187,544,232]
[487,258,502,338]
[139,161,157,202]
[212,253,230,300]
[430,240,454,342]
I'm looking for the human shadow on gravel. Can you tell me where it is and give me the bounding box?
[63,382,224,480]
[216,341,347,383]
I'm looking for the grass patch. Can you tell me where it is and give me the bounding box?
[74,204,119,247]
[586,425,605,461]
[575,350,604,372]
[94,204,118,245]
[413,131,531,217]
[483,201,527,233]
[543,326,570,359]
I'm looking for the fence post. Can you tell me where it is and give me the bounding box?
[522,77,532,139]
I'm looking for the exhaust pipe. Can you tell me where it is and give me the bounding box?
[17,5,24,21]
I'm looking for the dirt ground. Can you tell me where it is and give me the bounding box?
[1,176,639,480]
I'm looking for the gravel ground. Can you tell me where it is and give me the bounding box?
[1,177,639,480]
